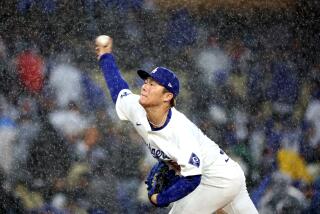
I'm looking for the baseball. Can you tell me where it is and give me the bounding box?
[95,35,111,47]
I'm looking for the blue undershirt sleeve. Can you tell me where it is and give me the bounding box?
[98,53,129,103]
[156,175,201,207]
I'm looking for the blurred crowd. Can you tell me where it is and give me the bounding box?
[1,0,320,213]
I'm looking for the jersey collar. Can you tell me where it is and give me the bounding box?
[150,108,172,131]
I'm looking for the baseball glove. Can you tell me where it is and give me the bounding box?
[145,161,179,207]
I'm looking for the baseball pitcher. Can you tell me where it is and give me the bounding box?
[95,35,258,214]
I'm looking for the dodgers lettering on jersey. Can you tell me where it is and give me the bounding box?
[115,89,223,183]
[147,142,170,160]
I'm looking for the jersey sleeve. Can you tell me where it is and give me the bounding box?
[115,89,142,121]
[175,149,202,177]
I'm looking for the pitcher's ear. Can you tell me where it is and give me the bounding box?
[163,92,173,102]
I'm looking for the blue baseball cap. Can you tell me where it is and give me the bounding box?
[137,67,180,97]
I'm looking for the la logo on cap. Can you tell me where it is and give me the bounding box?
[151,68,158,73]
[168,83,172,88]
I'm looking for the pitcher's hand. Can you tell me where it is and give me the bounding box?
[95,35,113,60]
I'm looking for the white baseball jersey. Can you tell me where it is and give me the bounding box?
[116,89,259,214]
[116,89,228,185]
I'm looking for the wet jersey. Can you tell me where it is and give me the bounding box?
[115,89,224,184]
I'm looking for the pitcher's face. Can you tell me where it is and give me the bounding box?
[139,78,170,108]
